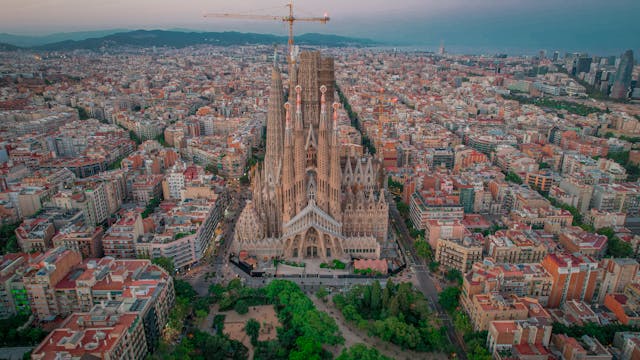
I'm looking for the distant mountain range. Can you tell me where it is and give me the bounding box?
[0,42,19,51]
[0,30,378,51]
[0,29,129,47]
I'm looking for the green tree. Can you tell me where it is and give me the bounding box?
[141,197,161,218]
[337,343,392,360]
[415,238,432,259]
[551,322,640,346]
[342,304,360,322]
[370,281,382,314]
[128,130,142,145]
[381,282,391,308]
[174,279,197,302]
[445,269,463,285]
[468,343,493,360]
[362,284,372,309]
[387,177,404,192]
[330,280,446,351]
[316,285,329,302]
[205,164,219,175]
[195,309,208,324]
[244,318,260,346]
[74,106,89,120]
[428,261,440,273]
[438,286,461,313]
[152,256,175,276]
[396,201,410,218]
[234,300,249,314]
[388,296,400,317]
[505,171,523,184]
[0,222,20,254]
[607,237,634,258]
[454,312,473,335]
[239,175,250,185]
[289,336,324,360]
[597,227,616,240]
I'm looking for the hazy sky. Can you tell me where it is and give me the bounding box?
[2,0,639,54]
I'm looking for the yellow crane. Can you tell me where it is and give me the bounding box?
[204,1,330,64]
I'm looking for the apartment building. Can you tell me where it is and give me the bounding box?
[102,212,144,259]
[52,224,104,259]
[435,236,483,274]
[541,252,600,308]
[22,247,83,319]
[31,309,148,360]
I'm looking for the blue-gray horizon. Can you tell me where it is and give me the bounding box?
[1,0,639,55]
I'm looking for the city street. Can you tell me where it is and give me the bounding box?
[184,186,244,296]
[388,195,467,360]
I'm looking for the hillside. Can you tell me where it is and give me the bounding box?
[0,42,19,51]
[31,30,378,51]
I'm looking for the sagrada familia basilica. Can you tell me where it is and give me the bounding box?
[232,51,389,261]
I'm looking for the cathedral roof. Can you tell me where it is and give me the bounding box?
[282,200,342,239]
[234,201,265,243]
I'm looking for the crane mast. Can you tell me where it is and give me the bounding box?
[204,1,329,67]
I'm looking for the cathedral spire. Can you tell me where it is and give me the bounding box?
[282,102,295,222]
[253,164,262,206]
[294,85,306,212]
[320,85,327,114]
[329,102,342,219]
[296,84,302,114]
[332,101,339,130]
[264,66,285,186]
[317,85,330,212]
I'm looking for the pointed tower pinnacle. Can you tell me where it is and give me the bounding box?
[294,85,306,213]
[317,85,330,212]
[333,101,339,130]
[285,102,292,130]
[264,66,285,187]
[329,102,342,220]
[320,85,327,112]
[282,102,295,222]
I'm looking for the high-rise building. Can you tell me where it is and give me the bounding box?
[541,252,600,308]
[611,50,634,99]
[232,51,389,260]
[596,258,639,303]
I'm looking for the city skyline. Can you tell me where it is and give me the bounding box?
[2,1,640,359]
[1,0,639,54]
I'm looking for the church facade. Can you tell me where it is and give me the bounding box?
[232,51,389,261]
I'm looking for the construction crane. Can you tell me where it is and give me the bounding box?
[204,1,329,64]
